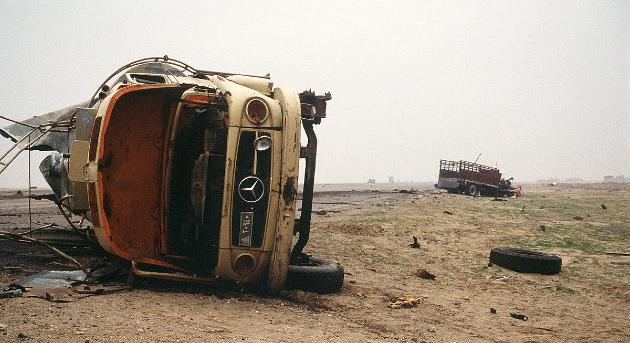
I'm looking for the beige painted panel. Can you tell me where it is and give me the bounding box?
[267,87,301,291]
[68,140,90,182]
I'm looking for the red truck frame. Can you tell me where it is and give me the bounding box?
[437,159,516,197]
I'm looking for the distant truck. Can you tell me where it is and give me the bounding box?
[437,159,519,197]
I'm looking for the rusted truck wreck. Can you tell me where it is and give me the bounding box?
[0,57,342,293]
[436,159,521,197]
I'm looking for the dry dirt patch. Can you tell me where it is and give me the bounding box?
[1,183,629,342]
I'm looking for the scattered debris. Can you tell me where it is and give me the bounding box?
[0,230,89,274]
[443,210,453,215]
[398,189,416,194]
[492,197,507,201]
[4,270,130,302]
[573,216,584,221]
[490,308,497,314]
[490,275,515,282]
[388,296,422,309]
[416,268,436,280]
[0,288,23,299]
[601,204,607,210]
[532,225,546,232]
[16,270,86,288]
[409,236,421,249]
[510,313,528,321]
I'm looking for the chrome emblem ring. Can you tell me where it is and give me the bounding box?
[238,176,265,203]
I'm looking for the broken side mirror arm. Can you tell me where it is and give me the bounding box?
[290,120,317,261]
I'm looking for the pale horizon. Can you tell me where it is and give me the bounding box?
[1,0,628,188]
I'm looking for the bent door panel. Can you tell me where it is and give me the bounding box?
[98,85,184,263]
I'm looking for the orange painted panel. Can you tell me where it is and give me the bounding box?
[99,86,184,261]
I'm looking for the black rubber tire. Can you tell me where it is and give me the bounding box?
[468,184,477,196]
[286,258,344,293]
[490,247,561,275]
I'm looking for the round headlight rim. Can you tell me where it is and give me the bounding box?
[233,253,257,276]
[245,98,269,124]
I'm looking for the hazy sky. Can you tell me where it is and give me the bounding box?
[0,0,628,188]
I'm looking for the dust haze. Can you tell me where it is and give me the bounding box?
[0,0,628,188]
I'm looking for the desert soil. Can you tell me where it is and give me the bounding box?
[0,183,629,342]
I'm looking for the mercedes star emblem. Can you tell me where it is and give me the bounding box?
[238,176,265,203]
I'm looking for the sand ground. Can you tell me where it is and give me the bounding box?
[0,183,628,342]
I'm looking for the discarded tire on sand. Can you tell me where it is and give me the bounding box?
[489,247,561,275]
[286,258,344,293]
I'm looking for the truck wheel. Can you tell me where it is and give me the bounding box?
[286,258,344,293]
[467,184,477,196]
[489,247,561,275]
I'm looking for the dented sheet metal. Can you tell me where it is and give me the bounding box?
[0,102,87,153]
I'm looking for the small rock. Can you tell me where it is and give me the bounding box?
[315,210,327,215]
[416,268,436,280]
[510,313,528,321]
[427,327,436,332]
[443,210,453,215]
[0,323,6,331]
[601,204,607,210]
[490,308,497,314]
[573,216,584,221]
[17,333,29,339]
[532,225,546,232]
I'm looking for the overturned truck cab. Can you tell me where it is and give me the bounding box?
[0,57,342,293]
